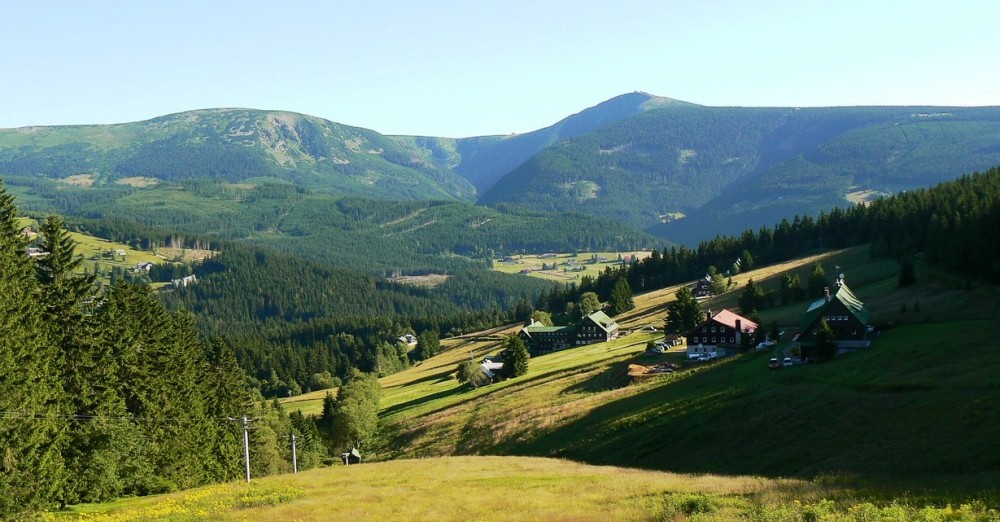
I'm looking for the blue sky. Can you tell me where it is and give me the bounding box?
[2,1,997,137]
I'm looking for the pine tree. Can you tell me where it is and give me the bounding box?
[0,184,66,517]
[665,286,702,334]
[609,277,635,316]
[815,319,838,362]
[499,335,529,379]
[808,261,828,298]
[738,278,766,313]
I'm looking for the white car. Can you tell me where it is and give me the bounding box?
[782,357,793,367]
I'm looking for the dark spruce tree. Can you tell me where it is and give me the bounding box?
[609,277,635,316]
[665,286,702,335]
[0,183,66,518]
[815,319,838,362]
[499,335,530,379]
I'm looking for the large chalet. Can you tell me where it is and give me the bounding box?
[519,311,619,354]
[796,280,871,359]
[685,309,758,356]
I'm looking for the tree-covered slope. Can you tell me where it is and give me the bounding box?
[0,108,475,200]
[396,92,693,193]
[478,104,1000,245]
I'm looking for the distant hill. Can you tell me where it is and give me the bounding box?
[478,104,1000,244]
[396,92,692,193]
[0,108,475,200]
[8,98,1000,250]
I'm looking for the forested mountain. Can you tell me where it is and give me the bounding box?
[7,97,1000,251]
[478,104,1000,245]
[395,92,691,193]
[30,185,661,275]
[0,108,475,200]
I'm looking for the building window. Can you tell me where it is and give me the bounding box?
[712,337,716,343]
[730,337,735,343]
[719,326,725,333]
[711,327,716,332]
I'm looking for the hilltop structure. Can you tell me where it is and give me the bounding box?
[519,311,619,354]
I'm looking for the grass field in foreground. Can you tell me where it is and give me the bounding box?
[46,456,1000,521]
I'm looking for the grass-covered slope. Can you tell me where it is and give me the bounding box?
[51,455,1000,521]
[362,245,1000,486]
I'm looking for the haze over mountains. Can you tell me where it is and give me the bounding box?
[4,92,1000,247]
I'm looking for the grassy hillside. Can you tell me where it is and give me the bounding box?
[18,217,179,288]
[59,246,1000,520]
[317,245,1000,494]
[51,457,998,521]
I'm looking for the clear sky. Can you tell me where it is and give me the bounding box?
[2,1,998,137]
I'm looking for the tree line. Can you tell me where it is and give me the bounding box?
[536,165,1000,320]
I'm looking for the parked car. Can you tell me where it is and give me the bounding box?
[783,357,793,367]
[756,341,775,350]
[768,358,781,369]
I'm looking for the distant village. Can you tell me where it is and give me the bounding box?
[480,271,873,380]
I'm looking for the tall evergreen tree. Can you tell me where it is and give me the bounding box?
[499,335,530,379]
[815,319,838,362]
[665,287,702,335]
[0,184,66,517]
[608,277,635,316]
[738,278,766,314]
[808,262,828,298]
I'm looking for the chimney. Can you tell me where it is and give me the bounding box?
[824,287,830,302]
[706,309,713,321]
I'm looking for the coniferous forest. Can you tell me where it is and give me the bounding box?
[535,166,1000,313]
[0,183,367,519]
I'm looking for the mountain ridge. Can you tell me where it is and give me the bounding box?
[6,96,1000,247]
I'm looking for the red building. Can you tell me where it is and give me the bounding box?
[685,309,758,356]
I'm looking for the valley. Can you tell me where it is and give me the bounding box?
[3,96,1000,520]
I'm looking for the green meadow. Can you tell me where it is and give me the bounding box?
[492,250,651,282]
[47,457,999,521]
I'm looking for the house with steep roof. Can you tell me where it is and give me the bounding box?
[519,311,619,354]
[691,277,713,298]
[796,281,871,359]
[685,309,757,356]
